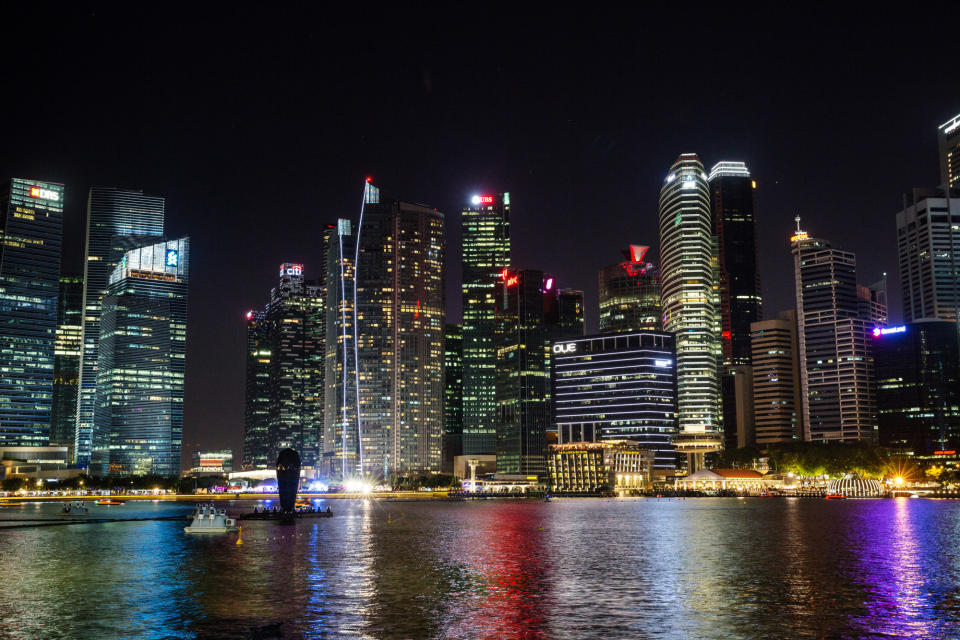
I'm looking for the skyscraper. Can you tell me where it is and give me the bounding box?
[494,269,551,476]
[443,323,463,472]
[791,219,876,442]
[95,238,189,476]
[874,319,960,455]
[657,154,722,471]
[461,192,510,456]
[939,113,960,191]
[709,161,762,365]
[597,245,661,334]
[897,188,960,323]
[327,183,445,480]
[77,187,164,471]
[0,179,64,447]
[243,309,271,470]
[750,310,803,446]
[51,275,84,451]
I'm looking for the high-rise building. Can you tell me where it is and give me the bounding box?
[243,309,271,470]
[494,269,551,476]
[551,332,677,470]
[874,320,960,455]
[77,187,164,471]
[0,179,64,448]
[443,323,463,472]
[323,219,358,479]
[326,183,445,480]
[721,366,754,450]
[858,277,888,326]
[461,192,510,456]
[897,188,960,323]
[50,275,84,451]
[658,154,722,471]
[597,245,661,334]
[750,310,803,446]
[791,219,876,442]
[939,113,960,191]
[95,238,189,476]
[709,161,762,365]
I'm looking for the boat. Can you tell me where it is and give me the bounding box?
[294,497,313,508]
[0,500,18,507]
[62,501,89,514]
[757,492,775,498]
[95,498,125,506]
[184,504,238,533]
[825,492,846,500]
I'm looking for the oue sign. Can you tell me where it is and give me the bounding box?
[553,343,577,354]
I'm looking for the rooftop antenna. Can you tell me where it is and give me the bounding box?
[794,215,802,233]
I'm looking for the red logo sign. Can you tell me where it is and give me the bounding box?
[934,450,956,456]
[478,195,494,203]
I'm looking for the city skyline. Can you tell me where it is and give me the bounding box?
[1,5,956,461]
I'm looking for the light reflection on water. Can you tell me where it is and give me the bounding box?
[0,498,959,639]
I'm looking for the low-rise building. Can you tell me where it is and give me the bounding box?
[547,440,654,493]
[0,446,80,482]
[188,450,234,476]
[676,468,774,493]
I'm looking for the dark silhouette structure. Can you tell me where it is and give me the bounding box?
[275,448,301,513]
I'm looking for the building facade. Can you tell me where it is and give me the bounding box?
[874,320,960,455]
[750,310,803,446]
[939,113,960,191]
[461,192,510,456]
[551,332,677,470]
[243,310,272,470]
[896,188,960,323]
[0,179,64,448]
[77,187,165,471]
[791,220,876,442]
[50,275,84,451]
[547,441,655,493]
[598,245,661,334]
[443,323,463,472]
[658,154,722,470]
[95,238,189,476]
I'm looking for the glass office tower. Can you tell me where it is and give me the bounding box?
[77,187,164,471]
[95,238,189,476]
[0,179,64,447]
[51,274,84,450]
[598,245,661,334]
[461,192,510,456]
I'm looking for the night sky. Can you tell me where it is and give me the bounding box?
[2,5,956,464]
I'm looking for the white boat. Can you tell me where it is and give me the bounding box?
[62,501,89,514]
[184,505,238,534]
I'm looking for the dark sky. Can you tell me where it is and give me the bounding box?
[2,4,956,464]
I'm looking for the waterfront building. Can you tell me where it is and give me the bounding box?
[326,184,445,480]
[791,219,876,442]
[939,112,960,190]
[0,446,75,481]
[658,154,722,471]
[189,450,234,475]
[709,161,762,366]
[0,179,64,448]
[77,187,165,472]
[874,320,960,455]
[551,331,677,470]
[461,192,510,456]
[597,245,661,333]
[494,269,551,476]
[750,310,803,446]
[95,238,189,476]
[676,468,769,493]
[243,310,271,470]
[443,323,463,472]
[896,188,960,323]
[547,441,654,493]
[51,275,84,452]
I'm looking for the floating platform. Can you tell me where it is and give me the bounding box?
[236,510,333,521]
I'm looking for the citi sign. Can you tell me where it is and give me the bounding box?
[553,343,577,354]
[280,264,304,277]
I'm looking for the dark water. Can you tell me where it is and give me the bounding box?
[0,497,959,639]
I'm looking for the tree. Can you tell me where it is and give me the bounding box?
[2,477,27,491]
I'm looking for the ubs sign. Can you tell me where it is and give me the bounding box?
[553,343,577,354]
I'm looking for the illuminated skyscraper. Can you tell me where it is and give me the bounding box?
[243,309,271,470]
[791,219,876,442]
[709,161,762,365]
[0,179,64,447]
[77,187,164,471]
[598,245,661,334]
[327,183,445,480]
[750,310,803,446]
[461,192,510,456]
[50,275,84,451]
[95,238,189,476]
[939,113,960,191]
[657,155,722,471]
[443,323,463,472]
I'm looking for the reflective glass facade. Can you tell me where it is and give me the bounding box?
[0,179,64,446]
[51,274,83,449]
[597,246,661,334]
[443,323,463,471]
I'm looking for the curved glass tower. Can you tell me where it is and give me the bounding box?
[658,154,722,471]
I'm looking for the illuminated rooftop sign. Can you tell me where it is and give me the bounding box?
[165,249,179,267]
[872,325,906,337]
[471,195,495,205]
[553,343,576,354]
[29,186,60,201]
[280,263,304,277]
[790,232,808,242]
